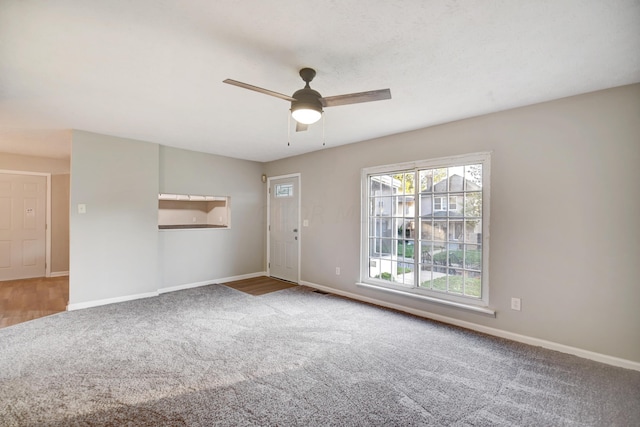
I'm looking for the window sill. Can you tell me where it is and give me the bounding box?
[356,282,496,317]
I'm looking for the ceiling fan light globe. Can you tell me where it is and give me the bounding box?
[291,108,322,125]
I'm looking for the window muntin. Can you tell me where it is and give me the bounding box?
[362,153,489,306]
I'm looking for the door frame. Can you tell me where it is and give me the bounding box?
[266,173,301,283]
[0,169,52,278]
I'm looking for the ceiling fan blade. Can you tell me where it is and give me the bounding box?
[295,121,309,132]
[223,79,297,102]
[320,89,391,108]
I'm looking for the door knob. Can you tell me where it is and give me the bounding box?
[293,228,298,232]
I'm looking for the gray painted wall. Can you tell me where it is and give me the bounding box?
[158,146,265,288]
[69,131,159,304]
[51,173,70,273]
[265,84,640,363]
[0,152,70,174]
[68,137,265,305]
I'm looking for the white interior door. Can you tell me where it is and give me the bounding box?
[269,176,299,283]
[0,173,47,280]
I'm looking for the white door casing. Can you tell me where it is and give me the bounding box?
[267,174,300,283]
[0,172,49,280]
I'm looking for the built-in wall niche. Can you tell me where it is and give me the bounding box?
[158,194,230,229]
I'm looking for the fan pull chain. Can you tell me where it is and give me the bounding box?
[287,112,291,146]
[322,113,326,146]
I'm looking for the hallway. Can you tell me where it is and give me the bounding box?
[0,276,68,328]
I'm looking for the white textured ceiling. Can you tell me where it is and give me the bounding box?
[1,0,639,162]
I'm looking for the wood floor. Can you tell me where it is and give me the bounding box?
[223,276,297,296]
[0,275,288,329]
[0,276,69,329]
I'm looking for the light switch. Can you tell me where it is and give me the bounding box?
[303,219,309,227]
[78,204,87,214]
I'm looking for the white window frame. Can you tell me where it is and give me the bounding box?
[359,152,492,314]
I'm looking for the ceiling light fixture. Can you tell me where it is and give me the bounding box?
[290,71,324,124]
[291,104,322,124]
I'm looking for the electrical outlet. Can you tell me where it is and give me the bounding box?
[335,267,340,275]
[77,204,86,214]
[511,297,521,311]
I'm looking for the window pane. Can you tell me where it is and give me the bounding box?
[380,175,397,195]
[370,238,392,255]
[431,267,447,291]
[465,220,482,244]
[449,194,463,217]
[448,166,464,191]
[419,266,433,289]
[431,242,447,265]
[407,239,415,259]
[433,168,448,192]
[432,242,446,267]
[420,219,433,240]
[392,201,401,218]
[464,192,482,218]
[465,244,482,270]
[275,184,293,197]
[380,219,390,239]
[396,261,413,286]
[447,244,463,267]
[374,196,392,217]
[419,170,433,192]
[369,238,380,255]
[393,196,407,217]
[370,177,381,196]
[419,194,432,217]
[378,219,392,238]
[464,271,482,298]
[465,164,483,190]
[420,242,432,265]
[399,219,416,240]
[434,220,447,241]
[368,257,380,279]
[402,172,415,194]
[369,219,379,238]
[377,238,393,255]
[449,220,463,242]
[375,258,394,281]
[447,269,463,294]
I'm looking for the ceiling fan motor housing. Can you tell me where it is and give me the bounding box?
[291,87,324,120]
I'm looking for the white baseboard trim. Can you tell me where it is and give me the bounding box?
[49,271,69,278]
[67,272,268,311]
[158,271,267,294]
[67,291,159,311]
[300,280,640,372]
[158,279,217,294]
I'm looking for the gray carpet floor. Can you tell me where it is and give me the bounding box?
[0,284,638,426]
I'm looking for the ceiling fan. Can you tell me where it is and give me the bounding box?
[223,68,391,132]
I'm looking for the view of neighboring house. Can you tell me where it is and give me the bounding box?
[368,169,483,295]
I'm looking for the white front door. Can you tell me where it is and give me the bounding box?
[268,176,299,283]
[0,173,47,280]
